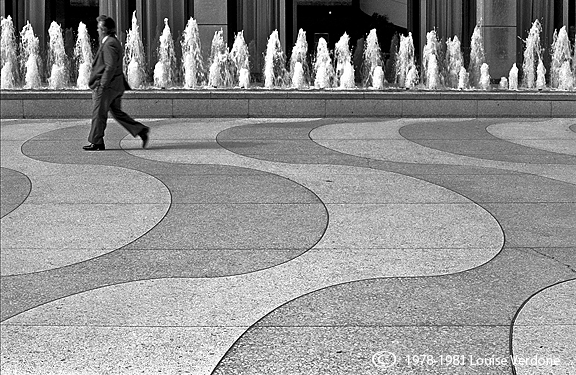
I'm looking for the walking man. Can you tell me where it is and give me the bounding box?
[84,15,149,151]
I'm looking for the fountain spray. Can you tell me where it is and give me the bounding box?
[181,17,205,88]
[74,22,92,89]
[47,21,69,89]
[290,29,309,89]
[480,63,490,90]
[362,29,383,88]
[207,29,233,88]
[313,37,334,89]
[1,16,19,89]
[230,31,250,88]
[334,33,355,89]
[445,36,464,89]
[19,21,41,89]
[522,20,543,89]
[469,24,485,88]
[125,11,146,89]
[508,63,519,90]
[395,32,417,88]
[550,27,574,90]
[422,29,441,89]
[153,18,175,88]
[264,30,288,88]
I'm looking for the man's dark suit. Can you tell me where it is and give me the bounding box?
[88,34,147,146]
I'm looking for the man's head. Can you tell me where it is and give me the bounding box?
[96,15,116,39]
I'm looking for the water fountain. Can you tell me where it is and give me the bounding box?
[263,30,288,88]
[334,32,355,89]
[47,21,68,89]
[290,29,309,89]
[362,29,383,88]
[153,18,175,88]
[395,32,417,88]
[445,36,464,89]
[536,59,546,90]
[422,29,441,89]
[74,22,92,89]
[458,66,469,89]
[508,63,519,90]
[550,26,574,90]
[19,21,41,89]
[522,20,543,89]
[0,14,574,119]
[230,31,250,88]
[125,11,146,89]
[480,63,490,90]
[181,17,205,89]
[1,16,19,89]
[207,29,233,88]
[313,37,334,89]
[468,24,485,89]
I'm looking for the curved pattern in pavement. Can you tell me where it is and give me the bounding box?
[212,118,575,374]
[1,117,575,375]
[1,121,327,322]
[0,167,30,218]
[512,280,576,374]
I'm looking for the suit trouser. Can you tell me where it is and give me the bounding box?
[89,87,146,145]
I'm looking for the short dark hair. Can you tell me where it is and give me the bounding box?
[96,15,116,35]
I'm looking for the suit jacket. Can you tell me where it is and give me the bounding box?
[89,35,129,92]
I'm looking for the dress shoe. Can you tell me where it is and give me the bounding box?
[82,143,105,151]
[139,127,150,149]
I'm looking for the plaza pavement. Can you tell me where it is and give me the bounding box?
[0,117,575,374]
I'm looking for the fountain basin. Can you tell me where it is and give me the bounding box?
[1,89,574,119]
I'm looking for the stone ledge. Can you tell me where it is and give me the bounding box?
[1,90,574,118]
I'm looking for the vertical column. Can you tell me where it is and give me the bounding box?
[477,0,516,79]
[25,0,46,54]
[194,0,228,60]
[136,1,189,73]
[99,0,130,43]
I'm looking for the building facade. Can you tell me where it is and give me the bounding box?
[1,0,574,80]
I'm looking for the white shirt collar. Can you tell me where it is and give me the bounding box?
[102,35,109,44]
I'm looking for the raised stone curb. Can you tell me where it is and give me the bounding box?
[1,90,574,118]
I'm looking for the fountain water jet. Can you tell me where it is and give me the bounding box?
[313,38,334,89]
[1,16,19,89]
[422,29,441,89]
[522,20,543,89]
[480,63,490,90]
[19,21,41,89]
[458,67,469,89]
[74,22,92,89]
[395,32,417,88]
[334,33,355,89]
[469,24,485,88]
[125,11,146,89]
[47,21,68,89]
[362,29,383,88]
[290,29,310,89]
[536,59,546,90]
[264,30,288,88]
[508,63,519,90]
[153,18,175,88]
[550,27,574,90]
[230,31,250,88]
[445,36,464,88]
[181,17,205,88]
[207,29,233,88]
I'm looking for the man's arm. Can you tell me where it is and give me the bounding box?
[100,40,120,89]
